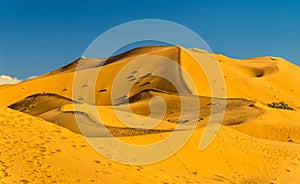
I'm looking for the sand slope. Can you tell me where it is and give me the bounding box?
[1,104,300,183]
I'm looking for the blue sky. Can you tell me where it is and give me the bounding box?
[1,0,300,80]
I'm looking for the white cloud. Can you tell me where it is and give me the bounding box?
[0,75,21,85]
[27,76,37,80]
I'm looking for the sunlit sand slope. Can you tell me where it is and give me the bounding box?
[1,105,300,183]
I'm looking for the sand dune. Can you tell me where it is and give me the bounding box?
[1,104,300,183]
[1,46,299,107]
[1,45,300,183]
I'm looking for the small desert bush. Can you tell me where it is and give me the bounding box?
[267,101,294,111]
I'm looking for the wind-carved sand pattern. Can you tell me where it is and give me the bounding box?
[1,46,300,182]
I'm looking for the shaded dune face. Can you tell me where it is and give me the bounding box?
[224,58,279,78]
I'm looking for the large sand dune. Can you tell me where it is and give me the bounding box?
[1,46,300,183]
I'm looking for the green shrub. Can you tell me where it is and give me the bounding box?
[267,101,295,111]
